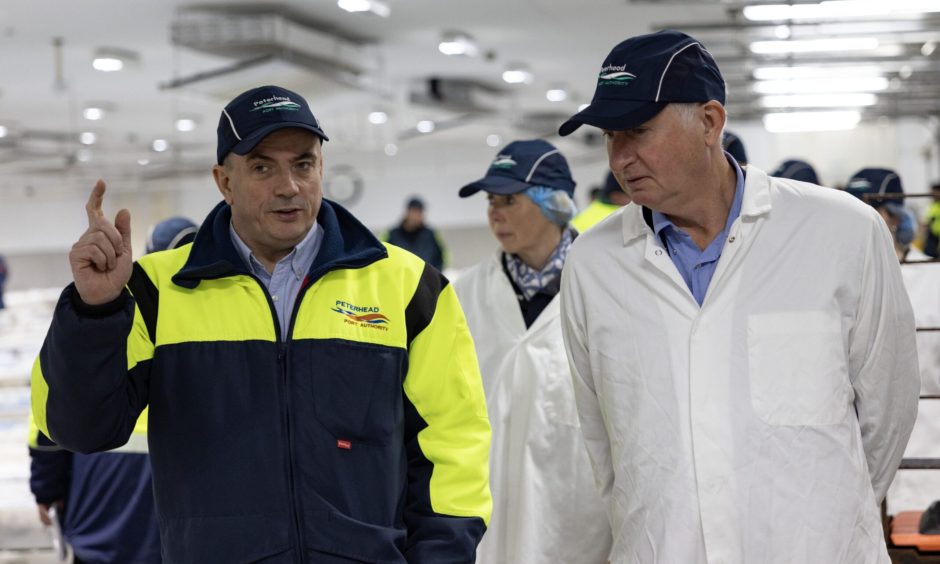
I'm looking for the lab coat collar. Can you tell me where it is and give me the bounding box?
[621,164,774,245]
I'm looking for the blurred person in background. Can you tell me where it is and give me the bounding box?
[26,216,195,564]
[845,168,922,262]
[922,182,940,259]
[454,139,611,564]
[771,159,820,185]
[0,253,7,309]
[721,130,747,166]
[383,196,447,271]
[571,171,631,233]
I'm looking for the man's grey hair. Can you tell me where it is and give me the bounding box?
[669,102,726,142]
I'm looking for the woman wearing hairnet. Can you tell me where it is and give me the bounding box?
[454,139,611,564]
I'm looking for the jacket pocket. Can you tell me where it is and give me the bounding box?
[747,311,851,426]
[312,340,405,446]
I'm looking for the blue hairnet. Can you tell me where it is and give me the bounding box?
[524,185,578,226]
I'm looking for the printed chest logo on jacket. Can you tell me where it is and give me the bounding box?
[331,299,390,331]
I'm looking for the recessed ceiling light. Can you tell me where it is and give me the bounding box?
[137,158,150,166]
[0,126,8,138]
[753,77,889,94]
[486,134,501,147]
[760,93,878,108]
[923,41,937,56]
[79,132,96,145]
[384,143,398,156]
[76,149,93,163]
[368,111,388,125]
[175,118,197,132]
[546,88,568,102]
[773,25,791,39]
[152,139,169,152]
[337,0,390,17]
[502,63,533,85]
[899,65,913,79]
[744,1,940,21]
[753,65,883,80]
[750,37,880,55]
[83,107,104,120]
[416,120,435,133]
[91,47,137,72]
[439,31,478,57]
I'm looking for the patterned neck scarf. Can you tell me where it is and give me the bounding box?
[505,227,575,300]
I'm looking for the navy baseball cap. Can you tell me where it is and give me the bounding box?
[216,85,329,165]
[459,139,575,198]
[146,216,197,254]
[559,30,726,136]
[600,171,621,199]
[772,159,819,185]
[845,168,904,208]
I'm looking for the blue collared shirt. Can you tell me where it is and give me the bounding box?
[230,222,323,339]
[651,153,745,305]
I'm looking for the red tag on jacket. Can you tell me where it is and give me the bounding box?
[337,440,352,450]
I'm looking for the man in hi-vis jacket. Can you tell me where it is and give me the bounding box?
[31,85,492,563]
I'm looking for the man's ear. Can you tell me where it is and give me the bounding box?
[212,163,233,205]
[700,100,727,147]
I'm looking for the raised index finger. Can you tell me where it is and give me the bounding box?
[85,180,107,225]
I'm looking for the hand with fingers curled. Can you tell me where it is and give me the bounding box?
[69,180,133,305]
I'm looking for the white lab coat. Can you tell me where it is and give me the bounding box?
[454,252,611,564]
[560,167,920,564]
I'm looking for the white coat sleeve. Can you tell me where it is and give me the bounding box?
[848,209,920,502]
[560,259,614,506]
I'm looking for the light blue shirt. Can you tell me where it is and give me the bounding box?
[651,153,745,306]
[230,222,323,340]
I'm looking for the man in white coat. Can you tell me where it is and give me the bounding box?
[557,29,920,563]
[454,139,612,564]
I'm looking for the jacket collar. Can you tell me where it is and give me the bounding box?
[621,164,773,245]
[173,199,388,289]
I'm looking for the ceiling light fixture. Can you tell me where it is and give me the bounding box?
[923,42,937,56]
[152,139,169,152]
[368,111,388,125]
[416,120,435,133]
[763,110,861,133]
[753,65,883,80]
[546,87,568,102]
[486,134,501,147]
[754,76,889,94]
[0,126,7,138]
[91,47,137,72]
[384,143,398,156]
[899,65,913,79]
[773,25,792,39]
[337,0,390,17]
[175,118,197,132]
[439,31,479,57]
[76,149,93,163]
[79,132,96,145]
[760,93,878,108]
[744,0,940,21]
[83,107,104,120]
[502,63,533,85]
[750,37,879,54]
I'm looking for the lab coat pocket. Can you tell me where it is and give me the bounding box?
[747,311,851,426]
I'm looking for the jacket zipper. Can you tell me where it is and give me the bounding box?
[250,274,306,564]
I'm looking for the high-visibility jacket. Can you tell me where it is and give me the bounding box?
[31,200,492,564]
[570,200,621,234]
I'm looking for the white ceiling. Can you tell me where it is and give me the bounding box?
[1,0,939,194]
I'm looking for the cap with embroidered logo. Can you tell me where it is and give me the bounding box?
[458,139,575,198]
[558,29,726,136]
[216,85,329,165]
